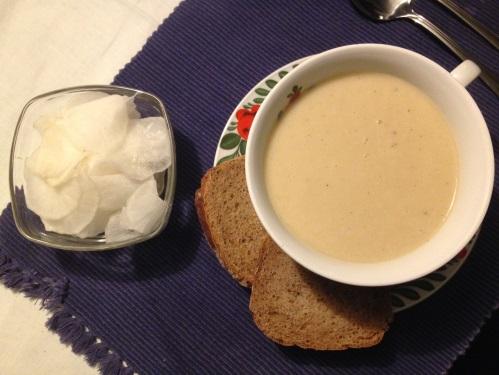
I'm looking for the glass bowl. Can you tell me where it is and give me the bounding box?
[9,85,176,251]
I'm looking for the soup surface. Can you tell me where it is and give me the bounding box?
[264,72,458,263]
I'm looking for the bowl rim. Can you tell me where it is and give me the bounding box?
[245,43,495,286]
[9,84,176,251]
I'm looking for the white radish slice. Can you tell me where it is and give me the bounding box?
[42,176,99,235]
[85,154,121,176]
[76,208,114,238]
[90,174,140,212]
[34,93,109,123]
[24,172,80,220]
[59,95,129,154]
[23,93,171,240]
[121,178,167,234]
[113,117,171,181]
[25,125,85,186]
[33,114,57,133]
[105,212,138,243]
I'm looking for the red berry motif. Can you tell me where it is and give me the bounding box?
[236,104,260,140]
[456,248,468,259]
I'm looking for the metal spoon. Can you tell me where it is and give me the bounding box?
[351,0,499,96]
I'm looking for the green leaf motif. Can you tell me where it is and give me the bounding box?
[405,279,435,291]
[255,88,270,96]
[239,140,247,155]
[425,272,446,282]
[227,125,237,131]
[266,79,277,89]
[254,97,264,104]
[391,294,405,308]
[220,133,241,150]
[217,153,237,165]
[230,121,237,125]
[278,70,288,78]
[437,263,452,272]
[393,287,420,301]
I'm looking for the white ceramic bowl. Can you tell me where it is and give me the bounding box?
[246,44,494,286]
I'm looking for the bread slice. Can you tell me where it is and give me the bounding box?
[195,156,267,287]
[250,238,393,350]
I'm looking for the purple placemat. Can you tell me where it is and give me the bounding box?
[1,0,498,374]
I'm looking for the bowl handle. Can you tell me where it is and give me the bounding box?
[450,60,481,87]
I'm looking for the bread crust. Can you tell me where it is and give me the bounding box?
[194,188,215,249]
[195,157,265,287]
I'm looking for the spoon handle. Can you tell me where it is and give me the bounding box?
[435,0,499,50]
[406,13,499,96]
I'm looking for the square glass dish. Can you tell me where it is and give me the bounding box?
[9,85,176,251]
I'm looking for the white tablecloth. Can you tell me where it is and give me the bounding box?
[0,1,179,373]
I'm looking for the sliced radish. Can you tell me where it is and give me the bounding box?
[26,125,85,186]
[85,154,120,176]
[121,178,167,234]
[59,95,129,154]
[90,174,140,212]
[24,172,80,220]
[24,93,171,241]
[33,115,57,133]
[113,117,171,180]
[105,212,138,243]
[76,208,114,238]
[42,175,99,235]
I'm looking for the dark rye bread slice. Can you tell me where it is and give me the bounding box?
[195,156,267,287]
[250,238,393,350]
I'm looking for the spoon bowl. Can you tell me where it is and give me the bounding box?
[352,0,414,21]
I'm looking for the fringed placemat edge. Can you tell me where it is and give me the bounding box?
[0,247,136,375]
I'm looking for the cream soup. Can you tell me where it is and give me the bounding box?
[264,72,458,263]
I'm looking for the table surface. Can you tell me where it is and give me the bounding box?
[0,1,497,374]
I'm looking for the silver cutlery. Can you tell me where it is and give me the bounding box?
[436,0,499,50]
[351,0,499,96]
